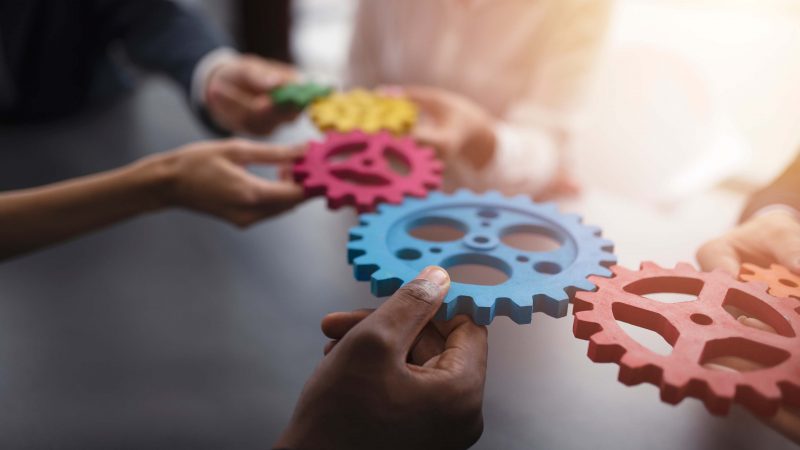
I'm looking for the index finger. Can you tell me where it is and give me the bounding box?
[434,318,488,378]
[696,238,741,275]
[226,141,307,165]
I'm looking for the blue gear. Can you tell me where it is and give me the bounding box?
[347,190,617,325]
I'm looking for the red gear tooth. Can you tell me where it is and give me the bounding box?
[587,332,624,362]
[571,262,800,417]
[292,131,441,211]
[573,312,601,339]
[639,261,661,271]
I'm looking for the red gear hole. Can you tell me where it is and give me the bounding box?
[293,131,442,213]
[573,262,800,417]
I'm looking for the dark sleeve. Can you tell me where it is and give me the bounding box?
[741,152,800,221]
[90,0,229,98]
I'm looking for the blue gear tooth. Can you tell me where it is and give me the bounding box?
[572,277,598,292]
[597,239,615,252]
[483,190,504,202]
[370,270,403,296]
[347,246,366,263]
[452,188,472,199]
[533,294,570,318]
[496,297,533,324]
[346,190,618,325]
[561,212,583,224]
[353,260,379,281]
[509,194,531,204]
[585,225,603,236]
[472,303,495,326]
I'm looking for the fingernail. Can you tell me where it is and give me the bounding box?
[419,266,449,287]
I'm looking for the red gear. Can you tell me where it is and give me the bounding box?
[573,262,800,416]
[293,131,442,213]
[740,263,800,302]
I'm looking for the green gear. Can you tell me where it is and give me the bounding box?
[270,82,334,109]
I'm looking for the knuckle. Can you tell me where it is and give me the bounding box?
[395,280,439,308]
[352,328,395,356]
[224,138,250,153]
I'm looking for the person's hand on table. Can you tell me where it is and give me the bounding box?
[206,55,299,135]
[138,139,305,227]
[697,209,800,276]
[275,266,488,450]
[696,209,800,445]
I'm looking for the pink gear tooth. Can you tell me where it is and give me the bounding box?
[571,261,800,417]
[292,131,442,211]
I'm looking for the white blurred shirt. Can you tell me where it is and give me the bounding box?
[348,0,612,195]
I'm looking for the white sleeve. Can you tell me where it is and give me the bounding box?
[190,47,238,110]
[444,122,559,196]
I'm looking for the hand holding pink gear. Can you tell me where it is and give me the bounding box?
[573,262,800,417]
[293,131,443,212]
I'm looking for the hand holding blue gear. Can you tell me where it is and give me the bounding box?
[347,190,617,325]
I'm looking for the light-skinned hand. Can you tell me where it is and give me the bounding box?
[697,209,800,444]
[399,85,497,169]
[275,266,488,450]
[139,139,305,227]
[697,209,800,276]
[206,55,300,135]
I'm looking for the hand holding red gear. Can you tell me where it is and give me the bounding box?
[573,262,800,417]
[293,131,442,213]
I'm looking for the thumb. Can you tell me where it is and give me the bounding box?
[354,266,450,356]
[696,238,741,275]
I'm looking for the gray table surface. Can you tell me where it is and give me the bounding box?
[0,80,793,450]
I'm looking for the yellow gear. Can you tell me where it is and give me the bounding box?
[309,89,417,134]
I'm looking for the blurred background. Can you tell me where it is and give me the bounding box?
[0,0,798,449]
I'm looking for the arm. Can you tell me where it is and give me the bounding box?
[405,0,612,198]
[276,266,487,450]
[488,0,613,197]
[0,139,305,261]
[347,0,383,87]
[91,0,225,98]
[740,153,800,221]
[91,0,299,135]
[697,151,800,275]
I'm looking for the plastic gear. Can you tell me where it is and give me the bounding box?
[309,89,417,134]
[347,190,617,325]
[573,262,800,416]
[293,131,442,213]
[740,263,800,301]
[271,82,333,109]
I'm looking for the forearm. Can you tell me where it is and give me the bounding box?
[0,158,170,261]
[741,153,800,221]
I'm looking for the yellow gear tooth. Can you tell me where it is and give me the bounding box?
[310,88,418,134]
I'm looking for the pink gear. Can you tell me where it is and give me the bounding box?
[293,131,443,212]
[573,262,800,417]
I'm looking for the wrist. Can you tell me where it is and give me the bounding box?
[752,205,800,223]
[462,121,497,169]
[126,153,180,212]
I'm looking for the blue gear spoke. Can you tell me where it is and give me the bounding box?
[347,190,617,325]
